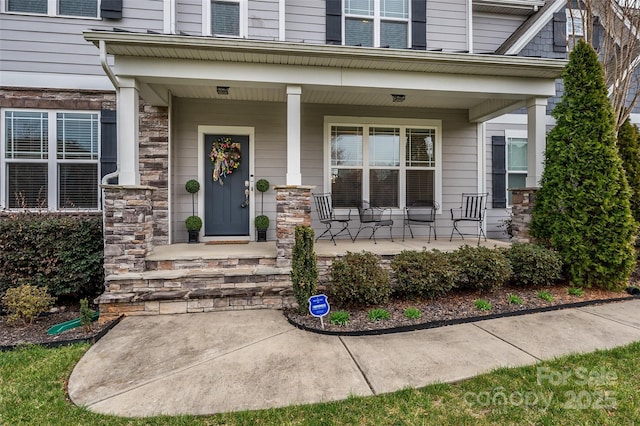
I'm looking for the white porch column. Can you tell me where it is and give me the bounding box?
[117,78,140,185]
[286,85,302,186]
[526,97,547,187]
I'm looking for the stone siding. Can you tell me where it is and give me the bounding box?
[510,187,537,243]
[0,87,116,110]
[275,186,312,267]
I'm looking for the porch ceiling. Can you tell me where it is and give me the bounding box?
[84,30,567,121]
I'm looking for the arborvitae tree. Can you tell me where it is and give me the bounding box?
[291,225,318,313]
[530,40,637,289]
[617,119,640,226]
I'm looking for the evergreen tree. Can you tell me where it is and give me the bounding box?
[530,40,637,288]
[617,119,640,226]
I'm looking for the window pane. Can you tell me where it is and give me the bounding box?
[406,169,434,206]
[370,169,398,207]
[332,126,363,166]
[59,0,97,17]
[331,168,362,208]
[381,0,408,18]
[508,173,527,205]
[406,129,435,167]
[369,127,400,166]
[567,11,584,36]
[381,21,407,48]
[5,111,48,159]
[7,163,48,208]
[345,18,374,47]
[58,163,98,209]
[7,0,47,13]
[507,137,527,172]
[345,0,373,16]
[57,113,99,159]
[212,1,239,36]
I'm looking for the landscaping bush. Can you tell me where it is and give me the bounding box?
[503,243,563,287]
[391,249,458,299]
[0,213,104,299]
[329,251,391,307]
[291,226,318,313]
[2,284,55,324]
[451,245,512,292]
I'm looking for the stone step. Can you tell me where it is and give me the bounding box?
[105,266,291,282]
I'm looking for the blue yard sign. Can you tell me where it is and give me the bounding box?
[308,294,330,328]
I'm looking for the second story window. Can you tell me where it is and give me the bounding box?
[344,0,409,48]
[59,0,98,18]
[6,0,98,18]
[212,0,240,36]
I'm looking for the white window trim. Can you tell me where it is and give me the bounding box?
[343,0,412,48]
[0,108,101,211]
[323,116,442,214]
[505,129,527,207]
[567,8,586,38]
[202,0,247,38]
[1,0,101,20]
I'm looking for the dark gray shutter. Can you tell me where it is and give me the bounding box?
[592,16,601,50]
[101,0,123,19]
[411,0,427,50]
[553,11,567,53]
[100,110,118,183]
[492,135,506,208]
[326,0,342,45]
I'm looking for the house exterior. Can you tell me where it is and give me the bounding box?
[0,0,637,316]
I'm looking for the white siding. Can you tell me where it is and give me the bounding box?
[473,13,526,53]
[171,98,479,242]
[285,0,324,44]
[427,0,468,52]
[176,0,201,35]
[248,0,279,40]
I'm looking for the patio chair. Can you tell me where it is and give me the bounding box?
[450,193,488,245]
[403,200,439,243]
[313,193,353,245]
[353,200,393,244]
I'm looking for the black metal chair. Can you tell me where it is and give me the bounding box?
[450,193,488,245]
[313,193,353,245]
[353,200,393,244]
[403,200,439,243]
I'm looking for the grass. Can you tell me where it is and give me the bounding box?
[507,294,523,305]
[567,287,585,297]
[367,308,391,322]
[404,307,421,319]
[329,310,350,326]
[2,342,640,425]
[537,290,555,302]
[474,299,492,311]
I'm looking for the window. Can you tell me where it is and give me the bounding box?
[506,132,527,206]
[566,9,585,37]
[344,0,409,48]
[6,0,98,17]
[3,110,100,209]
[205,0,244,37]
[327,117,441,210]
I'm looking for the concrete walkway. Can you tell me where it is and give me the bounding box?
[68,299,640,417]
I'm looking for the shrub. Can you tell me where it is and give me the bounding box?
[184,179,201,194]
[567,287,584,297]
[291,226,318,314]
[2,284,55,324]
[185,216,202,231]
[530,40,637,289]
[79,298,96,332]
[329,310,350,326]
[0,213,104,299]
[537,290,554,302]
[474,299,492,311]
[391,250,458,299]
[617,119,640,226]
[254,215,270,230]
[329,251,391,307]
[450,246,512,292]
[404,307,421,319]
[507,294,523,305]
[503,244,563,287]
[367,308,391,322]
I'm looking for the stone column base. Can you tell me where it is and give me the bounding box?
[275,186,313,267]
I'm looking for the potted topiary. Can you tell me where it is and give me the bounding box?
[254,215,269,242]
[185,215,202,243]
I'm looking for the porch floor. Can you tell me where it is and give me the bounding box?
[147,237,511,261]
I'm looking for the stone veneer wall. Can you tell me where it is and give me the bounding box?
[275,186,312,267]
[510,187,538,243]
[0,87,116,110]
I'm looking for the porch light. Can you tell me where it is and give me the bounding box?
[425,136,433,163]
[216,86,230,95]
[391,94,405,103]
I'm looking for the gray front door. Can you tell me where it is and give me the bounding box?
[204,134,250,236]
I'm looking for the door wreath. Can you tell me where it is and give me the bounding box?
[210,137,241,185]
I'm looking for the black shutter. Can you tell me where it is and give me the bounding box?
[101,0,123,20]
[326,0,342,45]
[492,135,507,208]
[101,110,118,184]
[553,11,567,53]
[411,0,427,50]
[592,16,601,50]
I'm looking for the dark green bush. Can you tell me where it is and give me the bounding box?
[503,243,563,287]
[0,213,104,299]
[391,249,458,299]
[291,226,318,313]
[451,245,512,292]
[329,251,391,307]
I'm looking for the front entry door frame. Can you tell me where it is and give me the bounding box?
[198,125,255,242]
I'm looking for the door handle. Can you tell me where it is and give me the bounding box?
[240,180,250,208]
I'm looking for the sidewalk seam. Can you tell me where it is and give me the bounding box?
[576,306,640,331]
[339,336,377,396]
[472,323,541,361]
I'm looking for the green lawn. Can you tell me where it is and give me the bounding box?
[2,341,640,425]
